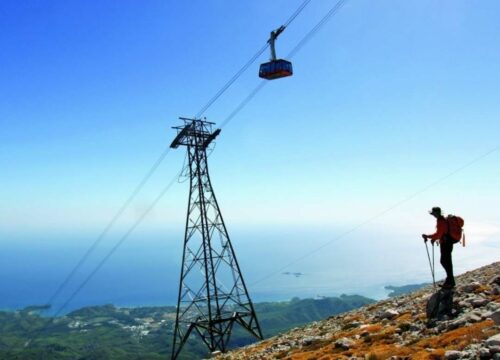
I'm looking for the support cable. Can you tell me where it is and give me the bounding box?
[250,144,500,287]
[54,171,179,317]
[284,0,312,27]
[194,44,269,119]
[287,0,348,59]
[43,146,171,308]
[195,0,312,118]
[221,82,267,128]
[21,169,181,351]
[221,0,348,129]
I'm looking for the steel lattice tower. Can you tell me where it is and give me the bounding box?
[170,118,262,360]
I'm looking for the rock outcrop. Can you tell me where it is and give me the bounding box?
[216,262,500,359]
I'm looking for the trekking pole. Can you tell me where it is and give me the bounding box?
[424,240,436,289]
[432,241,435,285]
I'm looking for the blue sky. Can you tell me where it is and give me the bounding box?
[1,0,499,303]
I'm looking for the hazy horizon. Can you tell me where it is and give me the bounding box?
[2,224,498,313]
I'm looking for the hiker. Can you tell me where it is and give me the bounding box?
[422,207,456,288]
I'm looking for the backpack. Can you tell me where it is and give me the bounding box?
[426,289,454,323]
[446,215,465,245]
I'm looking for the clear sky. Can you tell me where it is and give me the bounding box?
[1,1,499,303]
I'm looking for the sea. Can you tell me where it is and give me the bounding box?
[1,225,498,315]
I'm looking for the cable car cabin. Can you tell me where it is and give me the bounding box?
[259,59,293,80]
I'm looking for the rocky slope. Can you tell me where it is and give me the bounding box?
[217,262,500,360]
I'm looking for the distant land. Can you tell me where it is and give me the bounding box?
[384,283,429,297]
[0,294,374,360]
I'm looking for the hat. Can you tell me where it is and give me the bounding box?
[429,207,442,216]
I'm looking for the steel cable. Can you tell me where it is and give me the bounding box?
[250,144,500,287]
[220,0,349,129]
[43,146,171,308]
[20,169,181,351]
[288,0,348,59]
[194,43,269,119]
[285,0,313,27]
[195,0,312,118]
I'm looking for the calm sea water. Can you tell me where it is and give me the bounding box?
[1,226,497,314]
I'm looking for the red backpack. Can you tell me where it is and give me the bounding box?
[447,215,465,245]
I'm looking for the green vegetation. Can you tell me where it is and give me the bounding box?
[0,295,374,359]
[255,294,373,336]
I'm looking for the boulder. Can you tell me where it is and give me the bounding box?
[471,297,489,308]
[300,336,321,346]
[468,312,483,323]
[447,316,468,330]
[379,309,399,320]
[479,347,491,359]
[458,300,469,308]
[487,334,500,348]
[461,282,481,293]
[335,337,355,350]
[487,302,500,311]
[489,275,500,286]
[444,350,463,359]
[489,309,500,325]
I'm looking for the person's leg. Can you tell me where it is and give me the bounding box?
[440,240,455,286]
[447,241,455,286]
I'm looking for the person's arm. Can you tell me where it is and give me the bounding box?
[427,218,447,241]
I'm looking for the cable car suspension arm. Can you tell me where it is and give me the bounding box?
[268,25,286,60]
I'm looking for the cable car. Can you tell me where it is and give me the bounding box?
[259,59,293,80]
[259,26,293,80]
